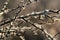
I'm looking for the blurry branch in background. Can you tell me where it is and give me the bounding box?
[53,32,60,38]
[0,8,60,40]
[0,0,32,40]
[0,0,33,26]
[21,17,53,40]
[0,0,60,40]
[0,9,60,26]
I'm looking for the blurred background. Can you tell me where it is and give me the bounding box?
[0,0,60,40]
